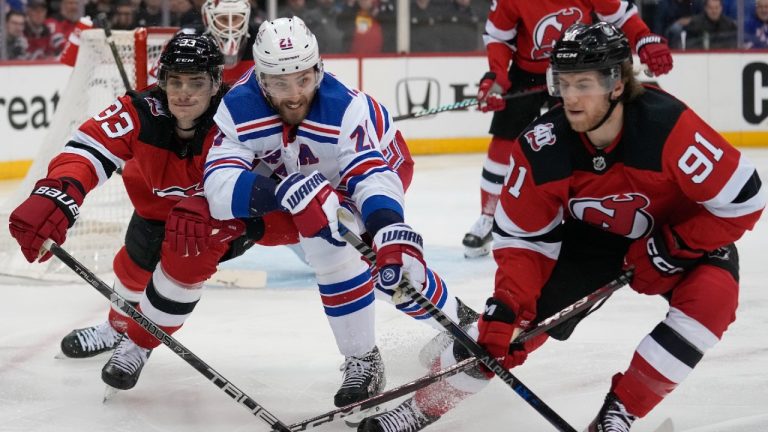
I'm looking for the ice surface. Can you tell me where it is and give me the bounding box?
[1,152,767,432]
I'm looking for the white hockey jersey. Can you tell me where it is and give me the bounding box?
[204,72,408,224]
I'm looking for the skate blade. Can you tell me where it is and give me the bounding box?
[463,244,491,259]
[343,405,385,428]
[103,385,121,403]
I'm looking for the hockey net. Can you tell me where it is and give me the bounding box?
[0,27,176,280]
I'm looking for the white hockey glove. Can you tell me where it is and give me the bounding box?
[275,171,346,247]
[373,223,427,303]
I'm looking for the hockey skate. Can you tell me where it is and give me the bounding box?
[59,321,121,358]
[417,299,479,367]
[462,214,493,258]
[335,346,386,407]
[101,335,152,395]
[587,392,637,432]
[357,397,439,432]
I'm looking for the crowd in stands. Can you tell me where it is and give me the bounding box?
[2,0,767,60]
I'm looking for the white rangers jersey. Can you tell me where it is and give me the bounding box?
[204,72,409,224]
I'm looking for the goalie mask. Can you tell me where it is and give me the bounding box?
[202,0,251,68]
[252,17,323,99]
[546,22,631,98]
[157,33,224,89]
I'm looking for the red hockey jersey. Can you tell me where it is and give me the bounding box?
[484,0,652,75]
[492,86,766,315]
[47,86,217,222]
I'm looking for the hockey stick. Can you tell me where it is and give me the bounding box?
[96,13,132,92]
[336,209,576,432]
[392,85,547,122]
[288,267,631,430]
[42,239,292,432]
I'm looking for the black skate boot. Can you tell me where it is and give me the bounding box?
[418,299,479,367]
[60,321,121,358]
[462,214,493,258]
[358,397,439,432]
[587,392,637,432]
[101,335,152,391]
[334,346,385,407]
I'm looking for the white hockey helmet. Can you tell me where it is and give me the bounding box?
[253,17,323,92]
[202,0,251,67]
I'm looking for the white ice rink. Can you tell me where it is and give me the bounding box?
[1,152,767,432]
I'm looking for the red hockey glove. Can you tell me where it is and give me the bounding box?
[477,71,511,113]
[165,196,245,257]
[373,223,426,302]
[275,171,345,247]
[477,295,534,377]
[624,225,702,295]
[9,178,84,263]
[637,34,673,76]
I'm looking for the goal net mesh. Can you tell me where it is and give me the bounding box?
[0,27,175,280]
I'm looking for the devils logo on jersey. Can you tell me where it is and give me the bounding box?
[524,123,557,151]
[531,8,584,59]
[153,183,204,198]
[569,193,653,239]
[144,97,168,117]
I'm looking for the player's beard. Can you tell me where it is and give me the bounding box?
[276,95,312,126]
[565,98,612,133]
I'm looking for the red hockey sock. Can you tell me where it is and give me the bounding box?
[611,354,677,418]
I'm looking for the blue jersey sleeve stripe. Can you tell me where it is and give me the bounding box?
[361,195,403,223]
[231,171,257,218]
[346,166,391,196]
[340,150,385,179]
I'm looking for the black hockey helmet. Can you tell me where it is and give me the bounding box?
[550,22,631,73]
[157,32,224,89]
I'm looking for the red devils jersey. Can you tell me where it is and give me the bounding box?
[492,85,766,315]
[484,0,652,74]
[47,86,217,222]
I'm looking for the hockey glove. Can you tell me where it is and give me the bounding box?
[637,34,673,76]
[165,196,245,257]
[624,225,702,295]
[275,171,345,247]
[477,71,511,113]
[9,178,85,263]
[477,295,535,376]
[373,223,427,303]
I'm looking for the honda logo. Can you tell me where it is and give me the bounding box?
[396,78,440,117]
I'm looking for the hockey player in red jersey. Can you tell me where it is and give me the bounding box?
[463,0,674,258]
[359,22,765,432]
[8,33,297,390]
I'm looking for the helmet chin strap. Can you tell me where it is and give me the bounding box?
[587,93,620,132]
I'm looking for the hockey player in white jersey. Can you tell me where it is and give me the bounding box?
[203,17,476,407]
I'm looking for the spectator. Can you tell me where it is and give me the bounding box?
[655,0,703,48]
[85,0,113,20]
[410,0,441,52]
[745,0,768,47]
[171,0,202,27]
[112,0,139,29]
[338,0,395,53]
[278,0,307,18]
[25,0,57,59]
[684,0,737,48]
[5,10,29,60]
[248,0,267,28]
[46,0,83,55]
[303,0,345,53]
[137,0,164,26]
[437,0,482,52]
